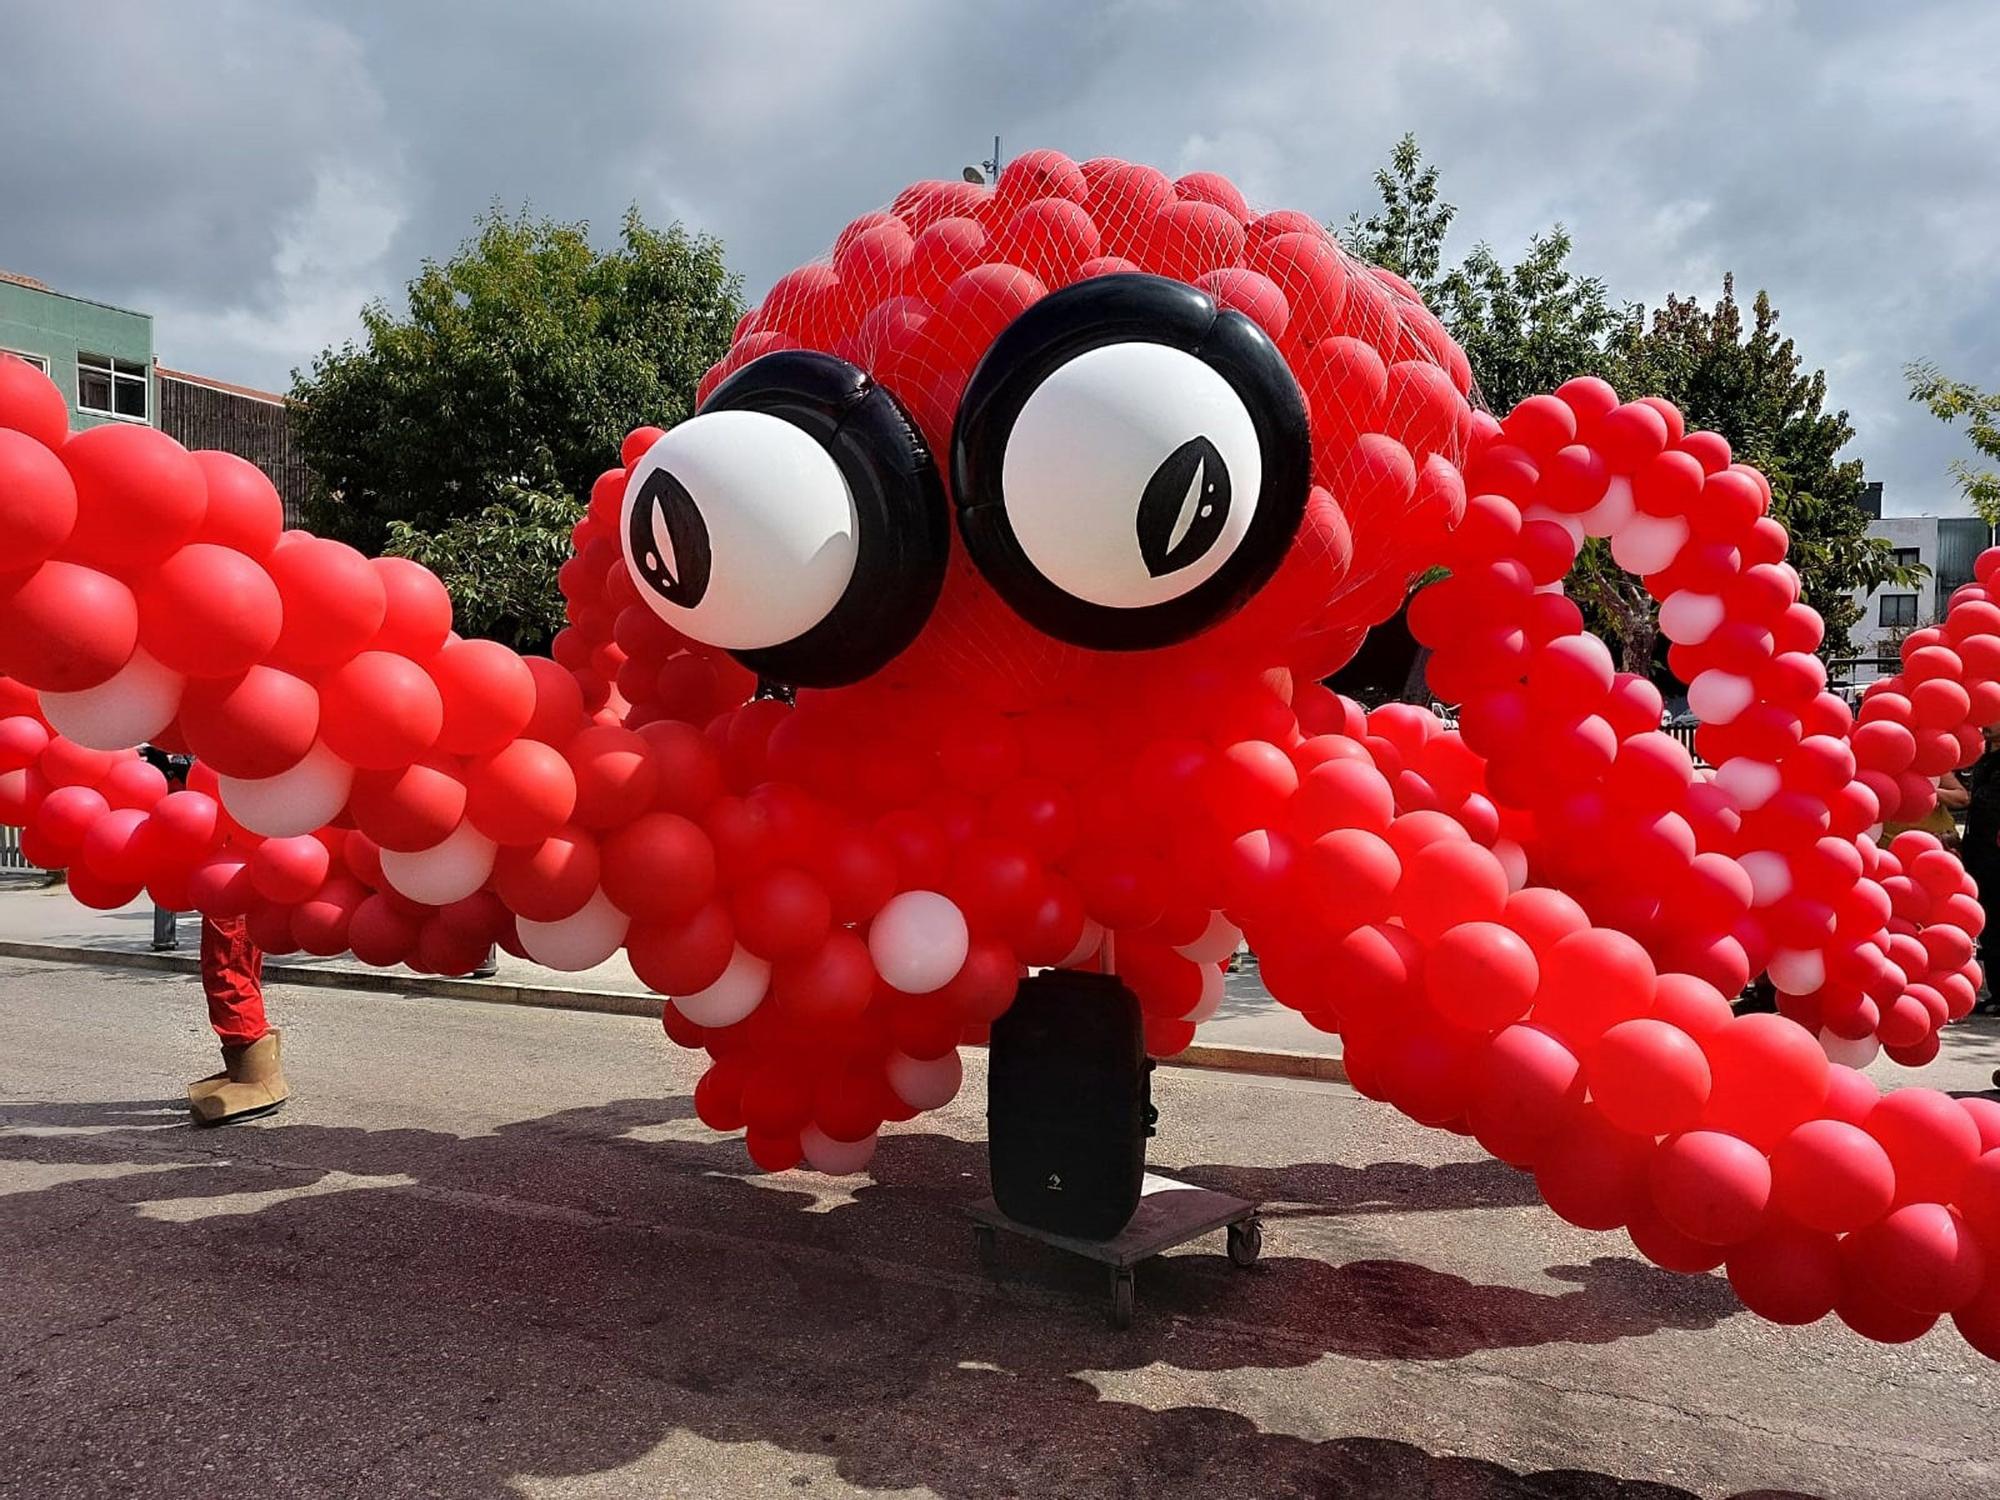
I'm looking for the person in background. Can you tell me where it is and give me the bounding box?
[139,747,290,1125]
[1958,724,2000,1023]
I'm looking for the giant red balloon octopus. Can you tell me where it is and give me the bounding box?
[4,152,2000,1355]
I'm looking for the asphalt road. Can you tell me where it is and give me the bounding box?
[1,955,1995,1499]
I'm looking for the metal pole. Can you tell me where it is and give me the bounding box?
[151,906,179,952]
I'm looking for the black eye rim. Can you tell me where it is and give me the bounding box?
[661,349,950,689]
[949,273,1311,652]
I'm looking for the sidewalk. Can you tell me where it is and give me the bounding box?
[0,877,1343,1075]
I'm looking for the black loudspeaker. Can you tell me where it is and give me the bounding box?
[987,970,1156,1240]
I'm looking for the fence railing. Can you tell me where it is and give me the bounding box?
[0,824,32,871]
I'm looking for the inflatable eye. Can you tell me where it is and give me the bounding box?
[951,274,1310,651]
[622,351,949,687]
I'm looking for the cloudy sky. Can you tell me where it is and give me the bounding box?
[3,0,1993,513]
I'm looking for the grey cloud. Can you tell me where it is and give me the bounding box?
[1,0,1991,510]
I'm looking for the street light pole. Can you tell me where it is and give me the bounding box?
[963,136,1002,185]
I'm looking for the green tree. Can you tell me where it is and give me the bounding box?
[1337,133,1456,291]
[1604,277,1913,662]
[1905,361,2000,525]
[380,483,583,649]
[1431,231,1622,416]
[293,205,742,649]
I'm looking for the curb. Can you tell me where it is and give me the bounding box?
[0,939,1347,1084]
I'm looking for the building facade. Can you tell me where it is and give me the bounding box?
[0,270,154,431]
[1,269,309,525]
[1846,512,1991,680]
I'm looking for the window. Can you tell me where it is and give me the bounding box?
[2,348,48,374]
[77,351,147,420]
[1879,594,1918,627]
[1890,547,1921,570]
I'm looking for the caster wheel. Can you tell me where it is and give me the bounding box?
[974,1224,998,1271]
[1110,1269,1135,1329]
[1227,1218,1262,1268]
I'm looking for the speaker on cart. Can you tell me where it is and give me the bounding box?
[986,970,1156,1240]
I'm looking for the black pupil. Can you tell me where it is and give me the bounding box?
[629,467,713,609]
[1136,435,1231,579]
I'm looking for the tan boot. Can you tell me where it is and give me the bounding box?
[189,1030,289,1126]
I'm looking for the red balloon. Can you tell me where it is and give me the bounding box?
[188,451,283,558]
[1464,1023,1582,1166]
[99,757,168,812]
[1864,1087,1982,1207]
[491,826,600,923]
[566,725,658,829]
[601,812,716,923]
[1535,1110,1652,1231]
[1530,928,1656,1046]
[520,655,587,744]
[187,852,257,917]
[349,893,421,966]
[250,834,332,905]
[293,875,367,955]
[1702,1013,1830,1151]
[430,639,536,756]
[1591,1018,1711,1136]
[349,757,467,852]
[368,557,453,658]
[1396,838,1508,942]
[0,352,70,450]
[1844,1203,1986,1316]
[466,738,575,846]
[79,806,150,885]
[179,666,319,780]
[771,928,876,1028]
[319,651,443,771]
[59,423,206,574]
[628,902,736,995]
[1649,1129,1770,1246]
[1426,921,1538,1031]
[0,561,137,692]
[1301,829,1401,932]
[732,867,832,961]
[0,427,78,575]
[137,543,282,678]
[1727,1226,1841,1325]
[266,538,388,669]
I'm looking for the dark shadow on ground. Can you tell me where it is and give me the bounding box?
[0,1093,1788,1500]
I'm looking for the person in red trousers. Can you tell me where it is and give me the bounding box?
[188,912,288,1126]
[139,747,291,1125]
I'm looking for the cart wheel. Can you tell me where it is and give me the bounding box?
[1227,1218,1262,1268]
[974,1224,998,1272]
[1110,1269,1135,1329]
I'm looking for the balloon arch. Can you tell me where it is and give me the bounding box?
[2,149,1998,1356]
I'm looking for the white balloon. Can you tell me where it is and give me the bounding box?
[868,890,969,994]
[671,943,770,1026]
[1687,669,1755,725]
[1713,756,1781,810]
[800,1125,877,1176]
[1578,474,1635,539]
[886,1049,963,1110]
[1059,917,1105,969]
[1175,910,1243,965]
[517,887,629,972]
[379,820,496,906]
[1521,504,1584,550]
[39,648,182,751]
[219,739,356,838]
[1659,590,1725,646]
[1492,837,1530,892]
[1738,849,1793,907]
[1768,947,1827,996]
[1818,1028,1881,1070]
[1182,962,1225,1023]
[621,411,857,651]
[1609,510,1688,575]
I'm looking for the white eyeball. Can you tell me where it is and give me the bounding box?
[622,409,858,651]
[1000,341,1262,611]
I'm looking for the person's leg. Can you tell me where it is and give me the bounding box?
[188,915,288,1125]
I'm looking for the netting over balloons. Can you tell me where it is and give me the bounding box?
[3,151,1999,1360]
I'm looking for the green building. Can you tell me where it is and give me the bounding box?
[0,269,155,431]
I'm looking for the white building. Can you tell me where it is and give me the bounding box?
[1846,498,1990,681]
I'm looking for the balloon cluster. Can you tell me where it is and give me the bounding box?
[3,148,2000,1359]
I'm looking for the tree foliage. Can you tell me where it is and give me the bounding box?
[381,484,583,649]
[292,205,742,649]
[1905,361,2000,526]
